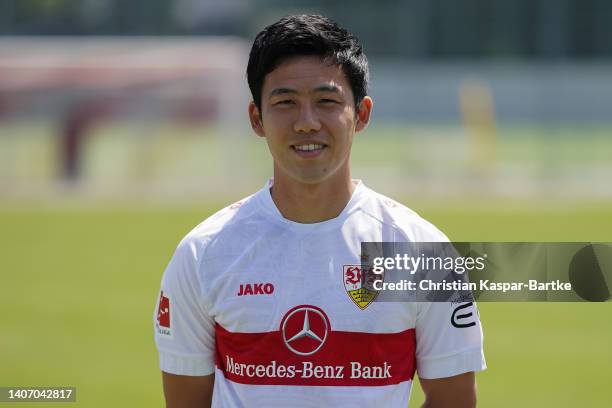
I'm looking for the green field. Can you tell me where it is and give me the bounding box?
[1,202,611,407]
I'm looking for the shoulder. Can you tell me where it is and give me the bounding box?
[175,192,264,260]
[357,186,449,242]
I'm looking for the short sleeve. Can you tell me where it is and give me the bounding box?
[415,301,486,379]
[153,238,216,376]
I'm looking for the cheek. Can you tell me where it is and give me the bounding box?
[328,111,356,135]
[263,111,292,132]
[262,125,290,156]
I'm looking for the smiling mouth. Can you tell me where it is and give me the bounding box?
[292,143,327,152]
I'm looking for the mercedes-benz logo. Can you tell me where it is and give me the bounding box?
[280,305,330,356]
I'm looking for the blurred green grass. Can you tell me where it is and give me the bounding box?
[1,203,611,407]
[3,124,612,190]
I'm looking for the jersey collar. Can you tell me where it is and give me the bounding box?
[255,178,366,233]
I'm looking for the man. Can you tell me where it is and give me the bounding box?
[154,14,485,407]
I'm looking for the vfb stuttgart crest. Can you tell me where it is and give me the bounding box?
[343,264,381,310]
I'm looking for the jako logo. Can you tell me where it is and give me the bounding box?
[237,283,274,296]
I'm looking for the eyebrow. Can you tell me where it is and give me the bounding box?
[268,84,343,99]
[313,84,342,94]
[268,88,297,98]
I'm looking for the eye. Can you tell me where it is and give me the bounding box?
[319,98,339,104]
[274,100,295,106]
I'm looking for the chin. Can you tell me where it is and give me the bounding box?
[291,171,333,185]
[277,162,344,185]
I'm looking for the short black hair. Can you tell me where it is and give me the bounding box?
[247,14,369,112]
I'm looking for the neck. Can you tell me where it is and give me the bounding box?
[270,171,356,224]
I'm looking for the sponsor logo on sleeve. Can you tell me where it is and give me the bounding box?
[156,291,172,338]
[451,302,477,328]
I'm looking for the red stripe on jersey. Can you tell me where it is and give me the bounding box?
[215,323,416,386]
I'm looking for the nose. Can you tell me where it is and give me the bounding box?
[293,103,321,133]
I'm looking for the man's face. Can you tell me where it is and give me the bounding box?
[249,56,372,185]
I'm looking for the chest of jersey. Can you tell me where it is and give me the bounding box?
[204,225,414,332]
[201,226,417,387]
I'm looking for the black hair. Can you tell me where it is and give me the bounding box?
[247,14,369,112]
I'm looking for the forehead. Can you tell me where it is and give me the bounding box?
[262,56,352,95]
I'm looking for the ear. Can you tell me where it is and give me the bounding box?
[355,96,373,133]
[248,101,265,137]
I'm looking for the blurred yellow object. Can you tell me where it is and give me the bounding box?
[460,78,497,176]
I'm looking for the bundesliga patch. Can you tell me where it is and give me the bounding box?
[156,290,172,338]
[343,265,380,310]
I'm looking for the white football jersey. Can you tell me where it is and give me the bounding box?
[154,180,486,407]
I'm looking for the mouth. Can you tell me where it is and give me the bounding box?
[291,143,328,158]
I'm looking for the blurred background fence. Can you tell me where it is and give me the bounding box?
[1,0,611,202]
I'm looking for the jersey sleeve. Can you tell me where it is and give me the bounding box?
[415,301,486,379]
[153,238,216,376]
